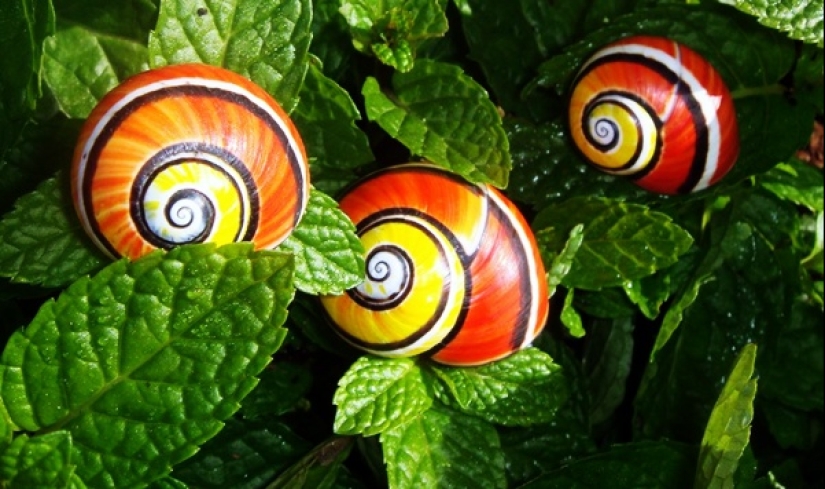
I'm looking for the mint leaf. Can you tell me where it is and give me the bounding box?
[695,343,758,489]
[43,23,149,119]
[0,0,54,160]
[623,248,700,320]
[634,198,800,441]
[239,361,312,419]
[539,223,584,297]
[268,436,353,489]
[362,59,511,187]
[279,188,365,295]
[430,348,568,426]
[340,0,448,72]
[381,406,506,489]
[172,417,311,488]
[148,0,312,113]
[519,441,696,488]
[719,0,823,46]
[458,0,561,120]
[310,0,355,80]
[0,175,108,288]
[574,287,637,319]
[500,413,596,485]
[534,198,694,290]
[0,432,76,488]
[149,477,188,489]
[0,243,295,487]
[293,63,373,171]
[0,116,77,211]
[759,160,825,213]
[333,356,432,436]
[560,289,585,339]
[583,318,634,425]
[759,293,824,412]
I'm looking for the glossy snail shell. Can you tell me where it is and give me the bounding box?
[568,35,739,195]
[320,164,550,366]
[71,63,309,259]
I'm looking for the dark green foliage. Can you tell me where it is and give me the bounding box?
[0,0,822,488]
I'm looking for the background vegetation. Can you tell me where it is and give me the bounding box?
[0,0,822,487]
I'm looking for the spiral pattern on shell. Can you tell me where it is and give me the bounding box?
[72,63,309,259]
[320,164,550,366]
[568,35,740,195]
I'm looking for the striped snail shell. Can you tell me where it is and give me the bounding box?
[320,164,550,366]
[71,63,309,260]
[568,35,739,195]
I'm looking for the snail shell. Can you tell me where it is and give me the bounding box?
[320,164,550,366]
[568,35,739,194]
[71,64,309,259]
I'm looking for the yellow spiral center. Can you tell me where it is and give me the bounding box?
[320,215,466,357]
[573,92,661,175]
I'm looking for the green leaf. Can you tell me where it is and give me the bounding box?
[339,0,448,72]
[0,174,108,288]
[43,0,158,120]
[172,417,311,488]
[148,0,312,113]
[430,348,569,426]
[149,476,188,489]
[54,0,159,41]
[634,199,802,442]
[0,432,76,488]
[560,289,585,339]
[0,116,78,212]
[518,441,697,489]
[802,211,823,273]
[758,291,824,412]
[309,0,355,81]
[695,343,758,489]
[268,436,353,489]
[362,59,511,188]
[759,160,825,213]
[380,406,506,489]
[574,286,637,319]
[583,318,634,425]
[539,223,584,298]
[624,248,700,320]
[0,243,295,487]
[457,0,564,120]
[759,398,822,451]
[718,0,823,46]
[279,188,365,295]
[0,0,55,160]
[499,413,596,486]
[533,198,694,290]
[43,23,149,119]
[239,361,312,419]
[293,62,373,171]
[332,356,432,436]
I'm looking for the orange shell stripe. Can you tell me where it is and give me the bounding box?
[430,186,549,366]
[72,65,308,259]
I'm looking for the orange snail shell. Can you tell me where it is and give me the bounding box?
[71,64,309,260]
[568,35,740,195]
[320,164,550,366]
